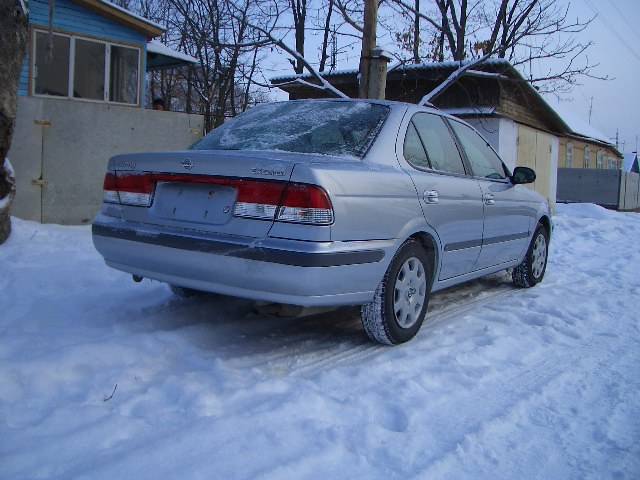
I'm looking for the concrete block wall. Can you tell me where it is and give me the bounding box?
[8,96,204,224]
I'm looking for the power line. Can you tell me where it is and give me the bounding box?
[584,0,640,62]
[602,0,640,44]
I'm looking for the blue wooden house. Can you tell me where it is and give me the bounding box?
[19,0,195,106]
[9,0,203,225]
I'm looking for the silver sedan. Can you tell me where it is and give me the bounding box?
[93,99,551,344]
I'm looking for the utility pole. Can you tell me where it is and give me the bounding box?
[358,0,378,98]
[616,128,619,150]
[588,96,593,124]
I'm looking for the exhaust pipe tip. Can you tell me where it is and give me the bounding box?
[132,274,143,283]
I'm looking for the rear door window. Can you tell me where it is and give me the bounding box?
[411,113,467,175]
[449,121,507,180]
[403,122,430,168]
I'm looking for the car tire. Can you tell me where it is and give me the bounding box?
[512,224,549,288]
[361,240,432,345]
[169,284,206,298]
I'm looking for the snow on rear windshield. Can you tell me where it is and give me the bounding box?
[191,101,389,158]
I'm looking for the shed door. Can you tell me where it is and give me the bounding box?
[517,125,555,208]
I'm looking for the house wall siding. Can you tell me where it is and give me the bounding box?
[558,137,621,169]
[497,95,548,132]
[19,0,147,96]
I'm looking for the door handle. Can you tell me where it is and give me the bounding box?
[483,193,495,205]
[423,190,439,204]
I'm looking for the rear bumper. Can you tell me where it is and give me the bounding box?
[92,215,392,307]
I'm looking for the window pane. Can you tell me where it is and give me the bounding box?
[192,101,389,158]
[450,121,506,179]
[566,143,574,167]
[404,122,429,168]
[412,114,466,175]
[110,46,139,104]
[584,147,590,168]
[35,32,70,96]
[74,39,105,100]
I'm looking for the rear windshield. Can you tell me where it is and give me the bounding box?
[191,101,389,158]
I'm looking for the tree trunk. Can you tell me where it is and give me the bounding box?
[0,0,28,245]
[319,0,334,72]
[413,0,420,63]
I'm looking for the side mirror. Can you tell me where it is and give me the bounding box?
[511,166,536,185]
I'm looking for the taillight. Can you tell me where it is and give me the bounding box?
[102,171,334,225]
[232,180,287,220]
[103,172,154,206]
[232,181,333,225]
[275,183,333,225]
[103,172,119,203]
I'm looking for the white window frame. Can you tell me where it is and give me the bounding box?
[32,29,141,106]
[596,151,604,169]
[584,146,590,168]
[566,142,574,168]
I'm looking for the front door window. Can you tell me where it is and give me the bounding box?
[449,120,508,180]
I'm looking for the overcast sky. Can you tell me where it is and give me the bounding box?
[265,0,640,153]
[553,0,640,153]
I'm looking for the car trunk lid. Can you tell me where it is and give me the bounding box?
[105,150,339,239]
[108,150,297,238]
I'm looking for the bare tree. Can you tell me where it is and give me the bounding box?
[318,0,334,71]
[389,0,604,92]
[412,0,420,63]
[164,0,269,129]
[229,0,349,98]
[288,0,308,73]
[0,0,28,245]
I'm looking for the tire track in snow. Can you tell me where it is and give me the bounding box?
[287,285,516,377]
[410,336,626,478]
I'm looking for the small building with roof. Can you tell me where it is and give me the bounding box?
[9,0,204,224]
[550,104,623,171]
[272,59,623,209]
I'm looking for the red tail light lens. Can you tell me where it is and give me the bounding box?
[276,183,333,225]
[102,172,154,206]
[103,172,120,203]
[232,180,287,220]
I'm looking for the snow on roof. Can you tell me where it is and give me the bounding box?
[271,58,513,84]
[392,58,512,72]
[546,100,612,146]
[147,40,198,65]
[98,0,165,31]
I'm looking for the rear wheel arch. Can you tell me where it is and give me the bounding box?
[407,231,438,287]
[538,215,551,236]
[361,238,434,344]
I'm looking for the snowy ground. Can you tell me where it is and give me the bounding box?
[1,203,639,479]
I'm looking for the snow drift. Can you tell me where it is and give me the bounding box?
[0,204,639,479]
